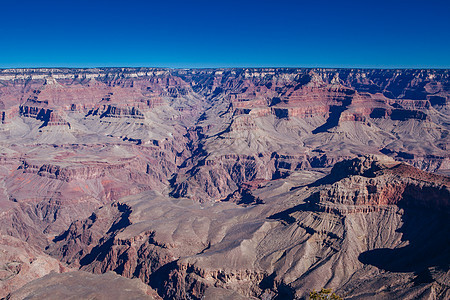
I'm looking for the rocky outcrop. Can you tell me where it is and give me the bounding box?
[87,104,145,119]
[170,152,343,202]
[0,235,71,299]
[47,201,180,298]
[18,157,146,182]
[19,104,70,127]
[222,187,263,206]
[311,155,450,214]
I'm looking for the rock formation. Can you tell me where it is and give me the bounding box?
[0,67,448,299]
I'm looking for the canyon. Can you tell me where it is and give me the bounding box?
[0,67,448,299]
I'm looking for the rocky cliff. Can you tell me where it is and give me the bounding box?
[46,156,450,299]
[0,68,448,299]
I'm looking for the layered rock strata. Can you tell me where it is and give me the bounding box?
[0,68,448,299]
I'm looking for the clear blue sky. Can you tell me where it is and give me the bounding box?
[1,0,449,68]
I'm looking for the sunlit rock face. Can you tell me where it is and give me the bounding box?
[0,67,449,299]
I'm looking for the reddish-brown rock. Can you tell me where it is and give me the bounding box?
[0,68,448,299]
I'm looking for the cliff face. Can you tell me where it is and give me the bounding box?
[165,68,450,202]
[313,155,450,211]
[46,156,450,300]
[0,68,448,299]
[0,235,71,298]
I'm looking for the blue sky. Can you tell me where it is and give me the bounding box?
[1,0,449,68]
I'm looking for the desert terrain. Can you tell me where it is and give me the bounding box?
[0,67,448,299]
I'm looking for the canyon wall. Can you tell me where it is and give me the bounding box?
[0,68,448,299]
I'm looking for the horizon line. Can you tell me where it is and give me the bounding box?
[1,66,449,71]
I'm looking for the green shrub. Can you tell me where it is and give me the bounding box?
[309,288,343,300]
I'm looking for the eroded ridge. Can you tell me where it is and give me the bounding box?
[0,68,448,299]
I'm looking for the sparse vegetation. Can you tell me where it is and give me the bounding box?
[309,288,343,300]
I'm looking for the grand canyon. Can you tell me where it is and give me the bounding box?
[0,67,448,299]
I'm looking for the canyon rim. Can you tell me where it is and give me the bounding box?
[0,67,448,299]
